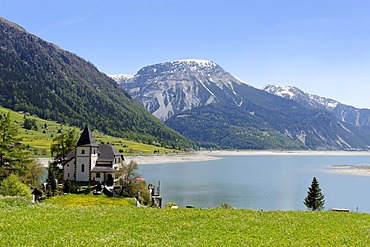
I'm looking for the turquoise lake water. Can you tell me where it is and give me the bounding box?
[139,155,370,211]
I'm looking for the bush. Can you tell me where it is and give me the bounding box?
[165,202,178,208]
[62,179,79,194]
[220,202,232,209]
[84,184,92,195]
[0,174,32,199]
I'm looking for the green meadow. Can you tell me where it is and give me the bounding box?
[1,197,369,246]
[0,106,177,156]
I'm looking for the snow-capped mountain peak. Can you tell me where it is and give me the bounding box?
[176,59,217,68]
[263,84,370,128]
[263,84,339,110]
[108,74,134,84]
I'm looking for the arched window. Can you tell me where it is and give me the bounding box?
[81,164,85,172]
[96,172,100,178]
[81,150,85,154]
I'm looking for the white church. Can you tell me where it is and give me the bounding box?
[63,125,125,185]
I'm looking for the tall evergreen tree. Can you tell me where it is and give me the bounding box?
[49,129,77,183]
[0,112,19,167]
[304,177,325,211]
[0,112,33,179]
[46,165,57,196]
[50,129,77,164]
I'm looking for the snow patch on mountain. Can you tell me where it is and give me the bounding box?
[177,59,217,68]
[263,85,340,110]
[338,122,352,133]
[108,74,134,84]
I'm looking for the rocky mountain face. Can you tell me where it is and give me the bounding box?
[114,59,245,121]
[263,85,370,127]
[116,61,370,150]
[0,17,194,149]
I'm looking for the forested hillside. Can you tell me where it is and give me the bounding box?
[0,17,194,149]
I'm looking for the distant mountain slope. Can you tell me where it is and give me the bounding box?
[117,59,245,121]
[0,17,194,149]
[263,85,370,127]
[117,60,370,150]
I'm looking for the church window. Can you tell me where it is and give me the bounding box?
[68,173,70,177]
[81,164,85,172]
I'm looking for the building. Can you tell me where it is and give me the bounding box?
[63,125,125,185]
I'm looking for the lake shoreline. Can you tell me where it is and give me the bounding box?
[330,165,370,177]
[127,150,370,165]
[128,150,370,177]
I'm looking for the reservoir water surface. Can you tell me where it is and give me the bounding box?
[139,155,370,212]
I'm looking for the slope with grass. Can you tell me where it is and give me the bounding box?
[0,106,177,156]
[0,197,369,246]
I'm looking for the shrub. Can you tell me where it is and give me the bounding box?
[165,202,178,208]
[0,174,32,199]
[220,202,232,209]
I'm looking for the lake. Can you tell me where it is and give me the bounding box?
[139,155,370,212]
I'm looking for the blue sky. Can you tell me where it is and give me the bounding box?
[2,0,370,108]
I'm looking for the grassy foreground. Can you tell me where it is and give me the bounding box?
[44,194,136,207]
[1,198,370,246]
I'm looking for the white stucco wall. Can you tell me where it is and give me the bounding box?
[91,172,104,182]
[63,160,75,181]
[112,155,124,170]
[90,147,98,170]
[75,156,90,182]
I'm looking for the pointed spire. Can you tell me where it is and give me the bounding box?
[76,125,98,147]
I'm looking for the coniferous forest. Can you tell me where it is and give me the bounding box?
[0,17,194,149]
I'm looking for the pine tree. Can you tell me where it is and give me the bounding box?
[304,177,325,211]
[0,111,33,178]
[50,129,76,164]
[47,165,57,196]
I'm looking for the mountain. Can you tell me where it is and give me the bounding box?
[109,74,134,85]
[0,17,194,149]
[263,85,370,128]
[116,59,245,121]
[118,60,370,150]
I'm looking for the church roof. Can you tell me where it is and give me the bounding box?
[97,144,123,162]
[62,127,124,167]
[91,166,115,172]
[76,125,98,147]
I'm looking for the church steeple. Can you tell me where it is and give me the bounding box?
[76,125,98,147]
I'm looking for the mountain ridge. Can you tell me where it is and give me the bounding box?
[0,17,194,149]
[263,85,370,128]
[115,60,370,150]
